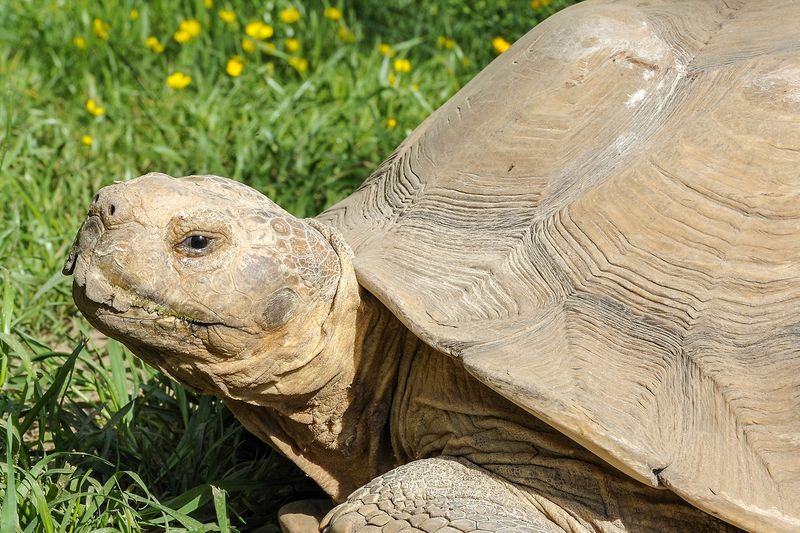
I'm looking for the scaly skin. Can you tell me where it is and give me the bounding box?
[66,174,736,532]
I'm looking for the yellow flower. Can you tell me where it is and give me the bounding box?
[166,71,192,89]
[387,72,396,86]
[385,117,397,129]
[218,9,236,23]
[393,58,411,73]
[85,98,105,117]
[323,7,341,21]
[378,43,394,57]
[265,42,276,52]
[245,21,273,40]
[492,36,511,54]
[204,0,213,7]
[179,19,201,38]
[145,36,165,53]
[279,7,301,24]
[81,135,93,146]
[288,56,308,72]
[410,83,419,92]
[242,38,257,53]
[130,9,139,20]
[531,0,551,8]
[174,30,191,43]
[92,18,109,40]
[72,36,86,49]
[226,56,244,77]
[437,35,455,49]
[285,38,300,53]
[337,26,355,43]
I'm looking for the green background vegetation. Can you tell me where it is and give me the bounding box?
[0,0,579,530]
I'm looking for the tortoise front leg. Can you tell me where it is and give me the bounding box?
[322,457,559,533]
[278,499,334,533]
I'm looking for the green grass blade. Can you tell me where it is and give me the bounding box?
[18,341,82,435]
[30,269,67,304]
[211,486,229,533]
[106,339,130,413]
[1,415,18,533]
[0,332,34,380]
[23,475,54,533]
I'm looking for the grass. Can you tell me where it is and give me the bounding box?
[0,0,579,530]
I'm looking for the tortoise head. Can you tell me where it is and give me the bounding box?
[64,173,355,403]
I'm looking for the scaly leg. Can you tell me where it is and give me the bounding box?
[323,457,559,533]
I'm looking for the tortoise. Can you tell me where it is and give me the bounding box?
[63,0,800,531]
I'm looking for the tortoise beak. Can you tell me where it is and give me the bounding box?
[63,215,104,276]
[62,246,78,275]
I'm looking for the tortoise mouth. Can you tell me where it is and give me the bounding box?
[72,281,227,334]
[95,299,223,329]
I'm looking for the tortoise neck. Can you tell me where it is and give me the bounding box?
[299,286,408,465]
[227,284,410,501]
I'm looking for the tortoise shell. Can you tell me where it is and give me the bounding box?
[317,1,800,530]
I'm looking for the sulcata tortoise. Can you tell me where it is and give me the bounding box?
[64,0,800,531]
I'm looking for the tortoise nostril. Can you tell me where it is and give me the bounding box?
[108,204,116,216]
[92,194,100,203]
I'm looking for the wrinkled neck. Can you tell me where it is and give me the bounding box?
[225,288,409,500]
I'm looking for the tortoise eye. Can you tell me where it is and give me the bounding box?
[179,235,213,253]
[188,235,209,249]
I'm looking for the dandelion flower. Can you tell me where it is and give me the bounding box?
[385,117,397,129]
[166,71,192,89]
[337,26,355,43]
[531,0,551,9]
[73,36,86,49]
[387,72,396,86]
[204,0,213,7]
[85,98,105,117]
[279,7,301,24]
[323,7,342,21]
[245,21,273,40]
[92,18,109,40]
[437,36,455,49]
[218,10,236,23]
[226,56,244,77]
[285,38,300,53]
[179,19,201,38]
[81,135,93,146]
[265,42,276,52]
[410,83,419,92]
[492,36,511,54]
[288,56,308,72]
[393,58,411,73]
[145,36,165,53]
[378,43,394,57]
[174,30,191,43]
[130,9,139,20]
[242,38,257,53]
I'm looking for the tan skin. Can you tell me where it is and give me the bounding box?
[66,174,734,532]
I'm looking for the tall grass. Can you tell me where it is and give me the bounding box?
[0,0,578,529]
